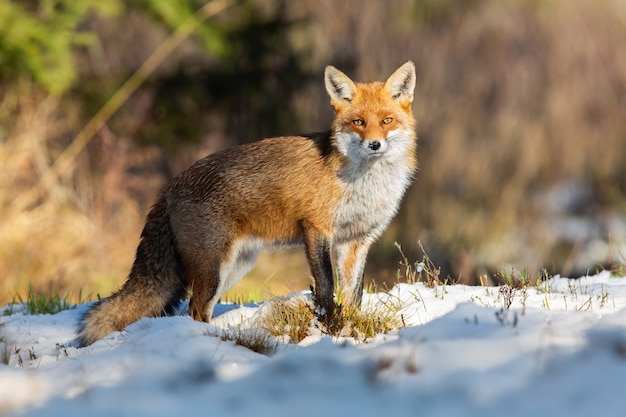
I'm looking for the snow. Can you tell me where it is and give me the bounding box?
[2,271,626,416]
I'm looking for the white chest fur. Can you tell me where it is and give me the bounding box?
[333,141,414,244]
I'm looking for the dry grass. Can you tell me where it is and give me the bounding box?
[258,296,315,344]
[492,268,534,317]
[208,326,279,356]
[390,0,626,280]
[208,285,406,351]
[395,241,454,288]
[0,92,310,305]
[1,0,625,307]
[257,291,404,344]
[323,301,404,341]
[0,91,143,305]
[0,325,8,365]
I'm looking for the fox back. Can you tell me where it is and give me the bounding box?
[75,61,417,347]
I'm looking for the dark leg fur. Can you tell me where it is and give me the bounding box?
[188,260,220,322]
[303,225,335,318]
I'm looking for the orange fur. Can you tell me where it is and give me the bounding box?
[76,62,418,347]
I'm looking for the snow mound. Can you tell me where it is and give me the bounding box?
[2,273,626,416]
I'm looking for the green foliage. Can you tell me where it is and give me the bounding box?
[136,0,312,150]
[129,0,229,58]
[0,0,230,95]
[11,287,86,315]
[21,291,69,315]
[0,0,120,94]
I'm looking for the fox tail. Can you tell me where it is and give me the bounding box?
[75,197,187,347]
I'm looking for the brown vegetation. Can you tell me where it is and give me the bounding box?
[1,0,625,304]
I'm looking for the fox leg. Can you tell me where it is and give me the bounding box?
[186,259,242,323]
[335,239,371,307]
[215,238,260,305]
[302,223,335,317]
[177,231,227,322]
[184,253,221,322]
[186,239,259,322]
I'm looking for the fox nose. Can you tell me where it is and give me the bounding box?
[368,141,381,151]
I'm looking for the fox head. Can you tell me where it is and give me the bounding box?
[325,61,417,161]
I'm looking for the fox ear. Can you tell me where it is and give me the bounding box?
[325,66,357,105]
[385,61,416,103]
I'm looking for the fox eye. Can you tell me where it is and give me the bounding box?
[352,119,365,126]
[382,117,393,125]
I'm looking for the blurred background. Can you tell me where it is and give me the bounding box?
[1,0,625,304]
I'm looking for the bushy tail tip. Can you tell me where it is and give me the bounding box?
[75,300,118,347]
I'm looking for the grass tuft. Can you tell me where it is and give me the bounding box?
[10,287,89,315]
[258,290,405,344]
[493,268,535,311]
[323,301,403,341]
[395,241,453,288]
[259,296,315,344]
[0,325,8,365]
[208,326,279,356]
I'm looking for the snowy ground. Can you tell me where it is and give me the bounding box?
[1,271,626,417]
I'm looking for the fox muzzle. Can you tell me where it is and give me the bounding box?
[368,141,381,151]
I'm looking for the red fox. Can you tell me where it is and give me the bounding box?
[76,61,417,347]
